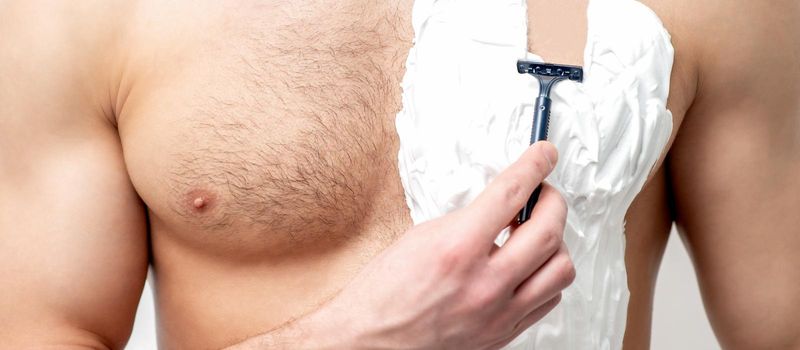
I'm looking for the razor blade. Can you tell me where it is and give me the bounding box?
[517,60,583,82]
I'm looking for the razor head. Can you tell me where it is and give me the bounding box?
[517,60,583,82]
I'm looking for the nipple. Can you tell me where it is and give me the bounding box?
[185,188,216,214]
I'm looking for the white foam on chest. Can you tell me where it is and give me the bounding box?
[395,0,674,348]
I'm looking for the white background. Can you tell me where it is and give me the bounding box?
[126,226,719,349]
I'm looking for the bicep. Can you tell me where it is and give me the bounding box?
[667,1,800,347]
[669,114,800,349]
[0,128,149,349]
[667,17,800,348]
[0,6,148,346]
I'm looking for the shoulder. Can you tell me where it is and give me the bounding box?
[664,0,800,189]
[641,0,799,101]
[0,0,133,126]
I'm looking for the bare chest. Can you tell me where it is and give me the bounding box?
[120,2,414,259]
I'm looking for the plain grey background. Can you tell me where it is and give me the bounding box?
[126,226,720,349]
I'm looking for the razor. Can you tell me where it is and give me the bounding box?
[516,60,583,224]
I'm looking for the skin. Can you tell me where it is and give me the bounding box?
[666,2,800,348]
[1,1,798,350]
[624,1,800,348]
[1,1,572,349]
[230,144,574,350]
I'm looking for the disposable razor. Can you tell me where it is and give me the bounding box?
[516,60,583,224]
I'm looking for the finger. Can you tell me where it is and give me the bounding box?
[489,185,567,285]
[463,141,558,242]
[488,293,562,350]
[508,244,575,319]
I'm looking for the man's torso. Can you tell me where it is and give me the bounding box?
[116,1,416,347]
[115,0,698,347]
[6,0,695,348]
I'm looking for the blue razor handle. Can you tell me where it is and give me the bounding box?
[518,96,551,224]
[516,60,583,225]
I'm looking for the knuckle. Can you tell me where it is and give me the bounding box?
[553,214,567,239]
[547,143,560,165]
[528,155,550,180]
[500,176,527,204]
[484,317,512,346]
[545,187,569,226]
[488,260,517,290]
[536,228,561,253]
[435,241,471,275]
[494,314,520,342]
[527,144,552,171]
[469,282,504,310]
[547,214,567,241]
[475,287,497,306]
[557,257,577,287]
[550,292,564,307]
[556,192,568,216]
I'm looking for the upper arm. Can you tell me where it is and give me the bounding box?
[0,2,147,348]
[668,1,800,348]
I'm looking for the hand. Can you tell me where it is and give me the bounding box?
[313,141,574,350]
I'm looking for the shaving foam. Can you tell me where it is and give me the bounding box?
[395,0,674,348]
